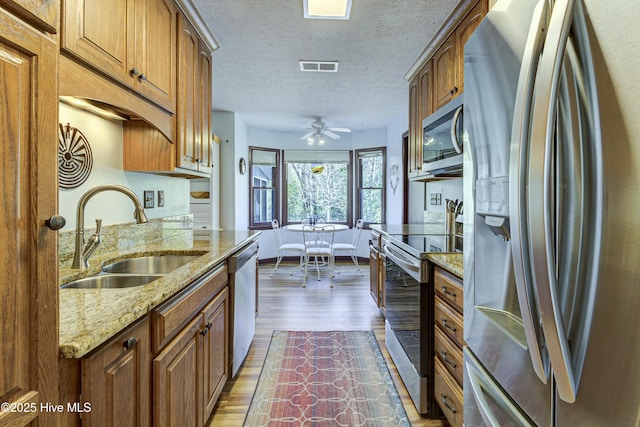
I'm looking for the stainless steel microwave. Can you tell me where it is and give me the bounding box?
[420,96,463,178]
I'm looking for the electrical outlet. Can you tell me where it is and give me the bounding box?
[144,190,154,208]
[430,193,442,205]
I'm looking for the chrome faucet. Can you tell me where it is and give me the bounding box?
[72,184,149,269]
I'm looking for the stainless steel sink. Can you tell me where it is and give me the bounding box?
[61,274,163,289]
[102,254,201,274]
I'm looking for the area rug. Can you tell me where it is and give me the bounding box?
[244,330,410,426]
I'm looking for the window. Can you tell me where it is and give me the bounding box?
[356,148,385,226]
[283,150,352,224]
[249,147,279,228]
[248,148,385,227]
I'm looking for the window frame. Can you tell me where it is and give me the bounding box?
[355,147,386,229]
[248,146,280,230]
[282,150,353,226]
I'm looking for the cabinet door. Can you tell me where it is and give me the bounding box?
[433,34,457,110]
[62,0,135,86]
[81,318,151,427]
[408,75,420,177]
[202,287,229,420]
[154,315,203,427]
[136,0,176,110]
[0,8,58,427]
[455,0,487,95]
[177,14,200,171]
[197,42,213,174]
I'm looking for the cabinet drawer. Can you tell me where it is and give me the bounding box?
[434,326,463,385]
[434,357,464,427]
[434,266,463,312]
[435,295,464,347]
[152,263,227,352]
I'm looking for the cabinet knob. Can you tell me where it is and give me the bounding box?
[123,337,138,350]
[45,215,66,230]
[130,68,139,77]
[450,86,459,95]
[200,328,208,336]
[138,73,147,82]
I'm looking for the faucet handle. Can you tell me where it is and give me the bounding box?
[94,218,102,234]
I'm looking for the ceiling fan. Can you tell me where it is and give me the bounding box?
[300,117,351,145]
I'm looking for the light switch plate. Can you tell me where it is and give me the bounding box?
[157,190,164,207]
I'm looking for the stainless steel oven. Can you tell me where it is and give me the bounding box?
[382,233,449,416]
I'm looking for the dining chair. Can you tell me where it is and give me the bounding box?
[302,224,335,287]
[270,219,305,277]
[331,219,365,276]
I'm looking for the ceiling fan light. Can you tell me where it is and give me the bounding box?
[318,136,325,145]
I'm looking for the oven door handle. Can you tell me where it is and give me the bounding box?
[383,245,420,272]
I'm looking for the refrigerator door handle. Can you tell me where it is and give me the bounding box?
[508,0,549,384]
[528,0,578,403]
[450,105,463,154]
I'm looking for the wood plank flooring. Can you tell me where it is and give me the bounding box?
[206,262,449,426]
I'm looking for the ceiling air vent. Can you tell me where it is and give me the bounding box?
[299,60,339,72]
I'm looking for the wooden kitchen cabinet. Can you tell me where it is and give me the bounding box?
[81,317,152,427]
[0,5,58,427]
[408,60,434,178]
[62,0,177,111]
[433,33,457,111]
[454,0,487,95]
[177,13,213,175]
[0,0,58,32]
[432,265,464,427]
[152,265,229,427]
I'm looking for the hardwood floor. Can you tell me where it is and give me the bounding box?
[206,262,449,426]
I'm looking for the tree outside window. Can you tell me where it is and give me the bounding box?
[356,148,385,226]
[284,150,352,224]
[249,147,279,228]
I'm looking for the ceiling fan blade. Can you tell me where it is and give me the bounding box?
[322,130,341,139]
[300,131,314,140]
[326,127,351,133]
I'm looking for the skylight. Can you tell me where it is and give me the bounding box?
[303,0,352,20]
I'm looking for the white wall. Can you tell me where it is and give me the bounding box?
[58,103,190,231]
[385,114,408,224]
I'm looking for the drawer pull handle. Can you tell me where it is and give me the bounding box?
[441,394,457,414]
[441,318,457,332]
[123,337,137,350]
[442,350,457,368]
[441,286,456,297]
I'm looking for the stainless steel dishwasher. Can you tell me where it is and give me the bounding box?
[227,241,258,378]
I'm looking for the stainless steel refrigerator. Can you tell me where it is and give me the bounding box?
[463,0,640,425]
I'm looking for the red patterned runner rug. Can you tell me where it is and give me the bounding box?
[244,330,410,426]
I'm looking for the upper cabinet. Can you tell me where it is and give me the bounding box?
[406,0,487,181]
[62,0,177,112]
[177,14,213,175]
[1,0,58,32]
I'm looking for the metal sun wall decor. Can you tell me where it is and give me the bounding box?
[58,123,93,189]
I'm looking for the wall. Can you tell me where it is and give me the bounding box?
[58,103,191,231]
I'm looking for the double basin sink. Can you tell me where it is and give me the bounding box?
[62,254,202,289]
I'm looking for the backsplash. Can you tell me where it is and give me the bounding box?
[59,215,194,265]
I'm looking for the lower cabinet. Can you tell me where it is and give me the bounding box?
[432,265,464,427]
[152,265,229,427]
[153,286,229,427]
[61,263,229,427]
[80,317,152,427]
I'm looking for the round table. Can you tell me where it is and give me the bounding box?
[285,224,349,232]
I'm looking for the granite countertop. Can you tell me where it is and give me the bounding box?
[59,229,260,358]
[427,253,463,279]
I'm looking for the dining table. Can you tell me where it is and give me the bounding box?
[284,223,350,280]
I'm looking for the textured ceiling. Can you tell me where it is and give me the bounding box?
[192,0,457,133]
